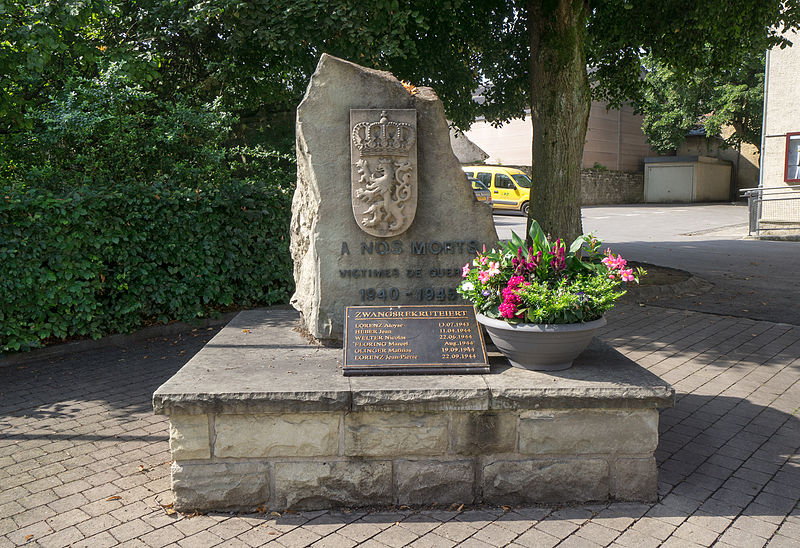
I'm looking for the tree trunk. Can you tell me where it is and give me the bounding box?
[527,0,590,243]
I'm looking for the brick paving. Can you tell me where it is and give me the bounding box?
[1,305,799,547]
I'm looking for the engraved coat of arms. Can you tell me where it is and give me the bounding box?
[350,109,417,237]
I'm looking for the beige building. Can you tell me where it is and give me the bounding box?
[760,28,800,224]
[463,101,657,171]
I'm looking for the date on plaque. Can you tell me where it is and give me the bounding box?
[343,304,489,376]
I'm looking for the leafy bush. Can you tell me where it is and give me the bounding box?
[0,180,294,352]
[2,65,238,191]
[0,65,296,353]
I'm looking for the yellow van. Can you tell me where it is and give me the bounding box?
[462,165,532,215]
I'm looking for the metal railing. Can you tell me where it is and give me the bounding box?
[741,186,800,236]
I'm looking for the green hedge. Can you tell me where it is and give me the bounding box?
[0,180,293,352]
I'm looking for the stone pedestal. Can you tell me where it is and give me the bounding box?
[153,309,674,511]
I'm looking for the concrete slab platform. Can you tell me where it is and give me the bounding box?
[153,309,674,511]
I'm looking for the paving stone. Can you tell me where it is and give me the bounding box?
[72,531,120,548]
[336,521,384,543]
[574,521,621,545]
[672,520,720,546]
[293,514,348,537]
[235,524,285,546]
[472,522,519,546]
[44,507,91,531]
[370,524,420,547]
[36,525,84,548]
[272,526,321,548]
[355,540,392,548]
[0,518,16,537]
[138,526,185,548]
[660,536,706,548]
[207,519,253,540]
[76,514,122,538]
[177,530,225,548]
[768,534,800,548]
[4,520,54,545]
[535,518,580,538]
[309,532,357,548]
[732,515,781,539]
[493,512,535,534]
[718,526,770,548]
[109,518,155,543]
[46,492,90,514]
[407,532,456,548]
[513,527,561,548]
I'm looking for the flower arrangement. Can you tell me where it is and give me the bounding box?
[457,221,645,324]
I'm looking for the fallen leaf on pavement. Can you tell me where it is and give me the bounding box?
[106,496,122,501]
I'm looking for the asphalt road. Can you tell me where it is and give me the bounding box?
[493,203,800,325]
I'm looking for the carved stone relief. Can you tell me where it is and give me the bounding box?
[350,109,418,237]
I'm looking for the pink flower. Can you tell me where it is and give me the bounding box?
[499,300,518,318]
[620,268,634,282]
[478,270,491,284]
[499,276,525,319]
[462,263,471,278]
[486,261,501,277]
[550,239,566,271]
[602,252,628,270]
[479,256,488,265]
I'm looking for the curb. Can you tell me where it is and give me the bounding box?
[622,274,713,303]
[0,312,240,368]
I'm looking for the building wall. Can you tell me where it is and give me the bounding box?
[582,101,658,172]
[464,102,658,171]
[763,28,800,188]
[677,132,759,198]
[761,28,800,222]
[505,165,644,205]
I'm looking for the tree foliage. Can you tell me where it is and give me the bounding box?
[3,1,800,336]
[640,51,765,154]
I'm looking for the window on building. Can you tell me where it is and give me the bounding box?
[785,133,800,183]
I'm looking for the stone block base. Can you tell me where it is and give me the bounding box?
[154,309,674,511]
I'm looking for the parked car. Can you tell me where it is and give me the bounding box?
[462,165,532,215]
[468,177,492,205]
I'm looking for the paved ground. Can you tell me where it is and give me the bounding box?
[2,204,799,547]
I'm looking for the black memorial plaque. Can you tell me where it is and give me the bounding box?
[343,305,489,375]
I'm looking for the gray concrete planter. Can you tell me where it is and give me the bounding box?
[475,313,607,371]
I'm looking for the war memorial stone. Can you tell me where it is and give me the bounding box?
[153,54,675,512]
[290,54,498,341]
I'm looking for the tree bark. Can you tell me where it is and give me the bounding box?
[527,0,590,243]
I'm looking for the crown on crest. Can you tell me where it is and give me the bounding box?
[352,111,415,156]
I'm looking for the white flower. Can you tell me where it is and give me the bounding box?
[461,281,475,291]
